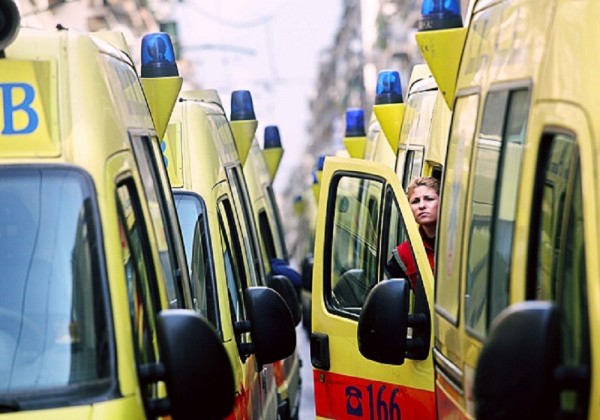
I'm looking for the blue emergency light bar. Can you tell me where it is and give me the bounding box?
[345,108,366,137]
[312,171,319,184]
[264,126,282,149]
[419,0,463,31]
[230,90,256,121]
[375,70,403,105]
[141,33,179,78]
[317,155,326,171]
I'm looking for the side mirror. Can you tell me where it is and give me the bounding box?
[474,301,561,420]
[357,279,430,364]
[269,274,302,326]
[151,309,235,420]
[245,286,296,367]
[301,254,314,291]
[357,279,409,364]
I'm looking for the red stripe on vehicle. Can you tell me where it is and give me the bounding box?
[313,370,435,419]
[435,379,469,420]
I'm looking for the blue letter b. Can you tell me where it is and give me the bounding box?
[2,83,39,135]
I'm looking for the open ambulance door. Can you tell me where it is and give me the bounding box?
[310,156,435,419]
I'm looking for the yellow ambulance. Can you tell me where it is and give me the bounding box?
[309,60,454,418]
[241,124,302,420]
[409,0,600,418]
[309,102,437,417]
[0,2,234,418]
[162,88,296,419]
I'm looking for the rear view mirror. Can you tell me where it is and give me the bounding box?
[245,286,296,367]
[474,301,561,420]
[155,309,235,420]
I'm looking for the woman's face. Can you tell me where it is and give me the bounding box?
[409,186,439,228]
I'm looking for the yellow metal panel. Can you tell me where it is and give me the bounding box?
[140,76,182,140]
[415,27,467,109]
[343,136,367,159]
[263,147,284,181]
[425,92,451,169]
[162,122,183,187]
[230,119,258,165]
[373,103,405,154]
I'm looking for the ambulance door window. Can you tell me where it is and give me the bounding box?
[436,94,479,323]
[488,88,528,322]
[115,180,160,402]
[529,133,590,415]
[464,91,507,337]
[395,144,407,181]
[217,197,251,352]
[381,186,428,329]
[174,192,219,330]
[326,174,382,316]
[130,136,184,309]
[258,209,277,262]
[465,88,530,337]
[265,184,289,260]
[228,167,265,286]
[382,188,414,283]
[402,150,415,189]
[403,146,425,190]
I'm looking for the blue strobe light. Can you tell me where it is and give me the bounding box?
[317,155,326,171]
[230,90,256,121]
[419,0,463,31]
[141,33,179,78]
[345,108,366,137]
[264,126,282,149]
[375,70,403,105]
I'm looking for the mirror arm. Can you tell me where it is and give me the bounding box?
[408,313,427,328]
[234,320,251,334]
[234,321,255,358]
[406,338,425,353]
[238,342,255,357]
[139,362,166,384]
[146,398,171,418]
[554,365,590,391]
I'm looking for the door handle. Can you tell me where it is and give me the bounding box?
[310,332,330,370]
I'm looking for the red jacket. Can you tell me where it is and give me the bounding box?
[388,227,435,290]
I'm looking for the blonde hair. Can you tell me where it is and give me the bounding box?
[407,176,440,199]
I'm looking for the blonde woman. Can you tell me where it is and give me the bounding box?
[387,176,440,289]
